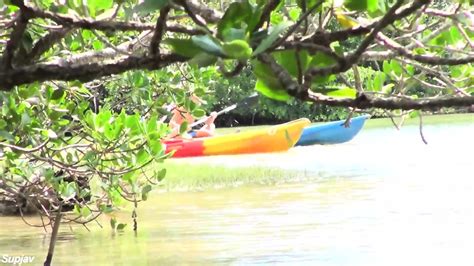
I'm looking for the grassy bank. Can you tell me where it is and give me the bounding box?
[155,162,309,191]
[364,113,473,129]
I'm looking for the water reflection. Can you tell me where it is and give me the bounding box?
[0,122,473,265]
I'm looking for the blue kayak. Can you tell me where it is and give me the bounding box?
[296,115,370,146]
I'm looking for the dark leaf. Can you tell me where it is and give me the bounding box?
[255,79,291,101]
[133,0,169,15]
[116,223,127,230]
[110,217,117,229]
[179,121,188,134]
[141,185,152,201]
[344,0,368,11]
[222,40,253,59]
[253,21,291,55]
[165,38,202,58]
[191,35,225,56]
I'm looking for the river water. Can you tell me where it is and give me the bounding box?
[0,118,473,265]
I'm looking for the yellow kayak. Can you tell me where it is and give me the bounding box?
[165,118,310,157]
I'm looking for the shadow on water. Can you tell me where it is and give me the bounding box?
[0,121,473,265]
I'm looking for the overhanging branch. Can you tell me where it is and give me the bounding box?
[0,54,188,90]
[13,3,203,35]
[305,92,474,110]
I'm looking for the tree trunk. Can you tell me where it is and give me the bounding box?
[44,205,63,266]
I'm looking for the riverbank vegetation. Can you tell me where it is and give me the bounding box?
[1,0,474,264]
[159,162,307,191]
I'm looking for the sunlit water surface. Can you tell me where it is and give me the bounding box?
[1,119,473,265]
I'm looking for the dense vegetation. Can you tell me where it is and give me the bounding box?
[1,0,474,264]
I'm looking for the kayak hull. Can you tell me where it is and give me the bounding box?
[296,115,370,146]
[165,118,310,158]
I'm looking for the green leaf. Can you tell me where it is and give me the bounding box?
[100,205,114,214]
[80,206,92,217]
[289,8,301,21]
[149,139,163,157]
[327,88,357,98]
[17,87,36,99]
[255,79,291,101]
[179,121,188,134]
[217,1,253,40]
[296,0,322,11]
[224,28,247,42]
[0,130,14,141]
[70,41,81,51]
[191,35,225,57]
[409,110,420,119]
[390,60,403,77]
[272,50,310,77]
[312,87,357,99]
[88,0,113,17]
[116,223,127,231]
[192,108,206,118]
[367,0,379,13]
[89,0,112,10]
[252,59,284,90]
[372,72,386,91]
[156,168,166,181]
[20,112,30,128]
[381,83,395,94]
[253,21,291,56]
[134,0,169,15]
[110,217,117,230]
[0,119,7,129]
[222,40,253,59]
[51,88,65,100]
[92,40,103,50]
[61,182,76,201]
[344,0,368,11]
[382,60,391,75]
[165,38,202,58]
[42,129,58,139]
[308,52,337,84]
[270,12,284,25]
[189,53,218,68]
[141,185,152,201]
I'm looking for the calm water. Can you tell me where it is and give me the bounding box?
[1,118,473,265]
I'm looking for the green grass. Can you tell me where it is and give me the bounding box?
[364,113,473,129]
[156,161,308,191]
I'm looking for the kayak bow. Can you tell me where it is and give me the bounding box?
[165,118,310,158]
[296,115,370,146]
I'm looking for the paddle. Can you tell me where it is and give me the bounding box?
[189,93,259,129]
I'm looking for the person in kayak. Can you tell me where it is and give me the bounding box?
[168,95,218,138]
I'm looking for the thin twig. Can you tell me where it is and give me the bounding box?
[419,112,428,144]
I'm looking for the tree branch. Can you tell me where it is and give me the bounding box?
[184,0,222,23]
[378,32,474,65]
[253,0,281,32]
[271,0,325,50]
[1,1,32,70]
[176,0,212,33]
[304,92,474,110]
[149,5,171,56]
[15,3,203,35]
[257,53,306,98]
[19,27,71,65]
[304,0,430,85]
[0,54,188,90]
